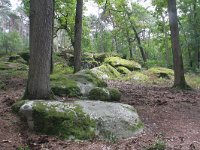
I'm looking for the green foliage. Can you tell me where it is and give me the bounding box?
[0,31,24,53]
[17,145,30,150]
[145,139,166,150]
[131,120,144,132]
[32,102,96,139]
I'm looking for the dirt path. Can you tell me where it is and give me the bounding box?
[0,79,200,150]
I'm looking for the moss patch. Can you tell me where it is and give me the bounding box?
[98,64,121,78]
[93,53,107,63]
[105,57,141,70]
[32,102,96,139]
[51,75,81,97]
[108,88,121,101]
[123,72,149,82]
[116,66,131,74]
[89,87,110,101]
[130,120,144,132]
[72,70,107,87]
[12,100,28,113]
[146,67,174,79]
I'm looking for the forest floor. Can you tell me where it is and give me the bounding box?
[0,78,200,150]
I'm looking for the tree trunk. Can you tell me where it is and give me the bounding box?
[168,0,188,88]
[126,12,147,62]
[24,0,54,99]
[74,0,83,73]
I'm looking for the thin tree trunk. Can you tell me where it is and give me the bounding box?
[24,0,54,99]
[126,12,147,62]
[74,0,83,73]
[168,0,188,88]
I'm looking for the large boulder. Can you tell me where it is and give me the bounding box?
[105,57,141,70]
[16,100,143,140]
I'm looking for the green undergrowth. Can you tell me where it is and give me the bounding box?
[32,102,96,140]
[185,73,200,89]
[145,139,166,150]
[12,100,28,113]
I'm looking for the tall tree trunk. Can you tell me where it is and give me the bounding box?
[168,0,188,88]
[24,0,54,99]
[74,0,83,73]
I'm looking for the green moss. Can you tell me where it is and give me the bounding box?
[116,66,131,74]
[51,75,81,97]
[12,100,28,113]
[0,80,5,90]
[145,140,166,150]
[107,88,121,101]
[146,67,174,79]
[89,87,110,101]
[73,70,107,87]
[18,52,30,63]
[105,57,141,70]
[123,72,149,82]
[98,64,121,78]
[93,53,107,63]
[130,120,144,132]
[53,63,74,75]
[32,102,96,139]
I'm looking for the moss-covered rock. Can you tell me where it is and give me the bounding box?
[108,88,121,101]
[82,60,99,69]
[11,100,28,113]
[93,53,107,63]
[91,64,121,79]
[51,74,81,97]
[123,72,149,82]
[51,68,107,97]
[116,66,131,74]
[146,67,174,79]
[19,101,96,139]
[105,57,141,70]
[89,87,121,102]
[89,87,110,101]
[0,62,28,71]
[18,52,30,63]
[19,100,143,140]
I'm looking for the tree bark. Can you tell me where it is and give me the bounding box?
[24,0,54,99]
[74,0,83,73]
[168,0,188,88]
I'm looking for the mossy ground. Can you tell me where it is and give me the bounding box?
[32,102,96,140]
